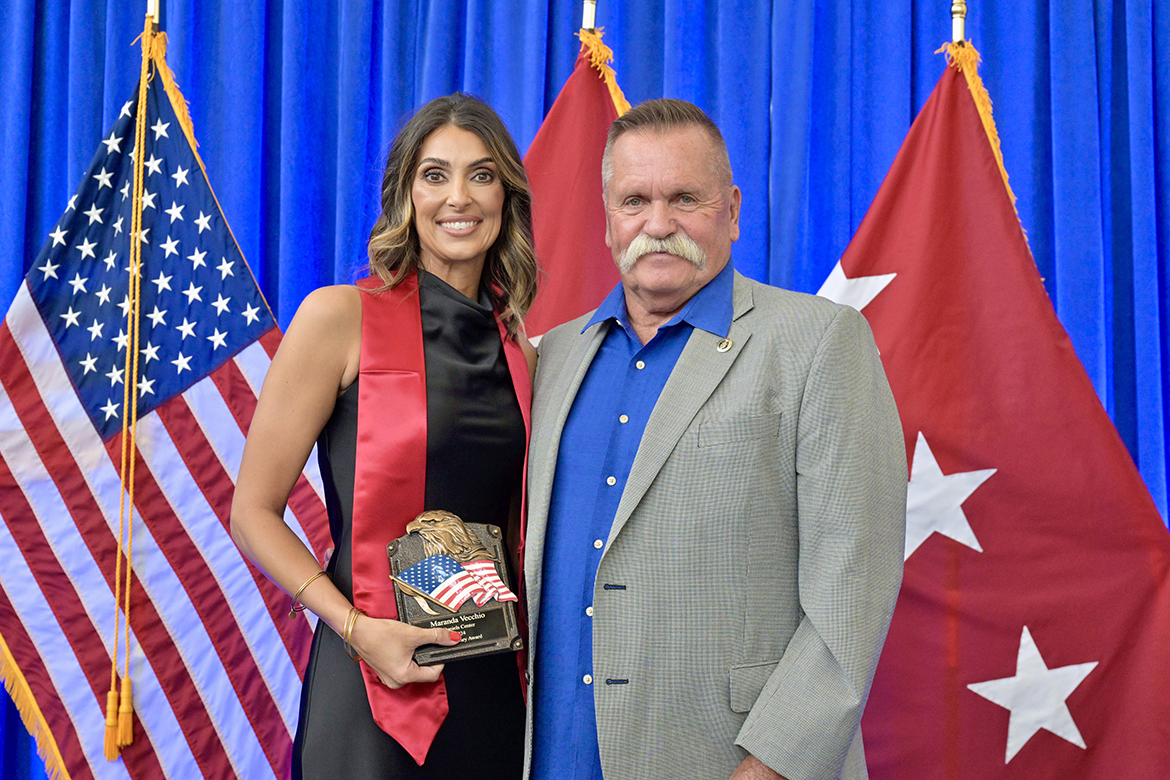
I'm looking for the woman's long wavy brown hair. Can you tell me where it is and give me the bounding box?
[367,94,538,337]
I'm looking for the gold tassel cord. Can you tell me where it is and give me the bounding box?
[577,28,630,116]
[0,634,72,780]
[938,41,1018,209]
[106,12,155,760]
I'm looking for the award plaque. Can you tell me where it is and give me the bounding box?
[387,510,523,666]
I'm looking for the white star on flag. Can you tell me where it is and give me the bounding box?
[49,226,67,246]
[87,320,104,340]
[242,303,261,325]
[904,431,996,559]
[207,329,227,349]
[151,118,170,139]
[161,236,180,257]
[217,257,234,279]
[95,284,111,304]
[94,167,114,188]
[76,238,97,260]
[195,211,212,233]
[101,131,123,154]
[165,201,185,223]
[188,248,207,268]
[171,353,192,374]
[68,274,88,294]
[60,308,80,328]
[967,626,1098,762]
[145,154,164,175]
[67,195,77,211]
[816,260,896,312]
[212,294,231,315]
[101,399,119,420]
[183,283,203,303]
[105,365,123,386]
[137,376,155,397]
[79,354,98,374]
[119,99,133,118]
[171,165,189,186]
[38,260,59,280]
[83,205,103,224]
[175,318,196,339]
[146,306,167,327]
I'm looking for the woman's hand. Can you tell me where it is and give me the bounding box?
[349,615,462,689]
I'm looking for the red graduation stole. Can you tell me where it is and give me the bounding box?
[351,271,531,765]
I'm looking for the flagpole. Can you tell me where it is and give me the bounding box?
[952,0,967,43]
[582,0,597,32]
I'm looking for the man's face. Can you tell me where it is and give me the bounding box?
[604,126,740,305]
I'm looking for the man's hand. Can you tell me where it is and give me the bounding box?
[728,754,788,780]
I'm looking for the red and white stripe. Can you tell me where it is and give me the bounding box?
[432,569,487,611]
[463,559,518,603]
[0,282,330,779]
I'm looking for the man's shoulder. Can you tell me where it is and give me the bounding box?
[535,310,597,355]
[735,273,856,328]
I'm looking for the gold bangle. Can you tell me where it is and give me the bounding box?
[343,607,366,662]
[288,571,329,618]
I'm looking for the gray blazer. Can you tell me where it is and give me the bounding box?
[524,272,907,780]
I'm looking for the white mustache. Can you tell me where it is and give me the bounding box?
[618,232,707,273]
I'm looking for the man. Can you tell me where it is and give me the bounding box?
[524,99,906,780]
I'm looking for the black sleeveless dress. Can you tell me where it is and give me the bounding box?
[292,271,526,779]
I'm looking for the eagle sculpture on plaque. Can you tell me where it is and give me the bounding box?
[387,510,523,665]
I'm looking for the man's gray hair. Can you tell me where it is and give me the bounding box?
[601,98,733,190]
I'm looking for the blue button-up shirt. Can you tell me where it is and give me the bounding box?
[531,261,734,780]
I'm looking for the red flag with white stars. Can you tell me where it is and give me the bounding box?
[820,45,1170,778]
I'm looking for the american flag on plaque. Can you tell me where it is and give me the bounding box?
[0,29,328,780]
[396,555,488,612]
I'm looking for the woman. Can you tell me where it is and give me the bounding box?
[231,94,538,779]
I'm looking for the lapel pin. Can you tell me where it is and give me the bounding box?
[716,338,733,353]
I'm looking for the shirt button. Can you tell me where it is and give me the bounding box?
[593,539,604,549]
[585,606,594,617]
[583,674,593,685]
[635,360,646,370]
[606,476,617,486]
[619,414,629,424]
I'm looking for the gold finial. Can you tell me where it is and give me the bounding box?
[583,0,597,31]
[952,0,968,43]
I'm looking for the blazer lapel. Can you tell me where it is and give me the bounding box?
[607,274,756,546]
[525,321,610,615]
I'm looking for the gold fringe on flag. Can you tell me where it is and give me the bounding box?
[0,633,72,780]
[577,28,630,116]
[938,41,1017,208]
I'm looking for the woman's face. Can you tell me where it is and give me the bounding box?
[411,124,505,280]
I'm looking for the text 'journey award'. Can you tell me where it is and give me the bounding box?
[387,510,523,665]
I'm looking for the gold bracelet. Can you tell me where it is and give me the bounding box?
[343,607,366,662]
[288,571,329,618]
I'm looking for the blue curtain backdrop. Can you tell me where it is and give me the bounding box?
[1,0,1166,773]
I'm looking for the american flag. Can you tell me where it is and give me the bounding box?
[0,64,329,779]
[462,559,518,603]
[397,555,489,612]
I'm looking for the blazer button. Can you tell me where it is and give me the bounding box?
[585,606,594,617]
[583,674,593,685]
[593,539,604,549]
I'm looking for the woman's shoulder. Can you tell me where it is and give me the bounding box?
[295,284,363,323]
[280,285,363,382]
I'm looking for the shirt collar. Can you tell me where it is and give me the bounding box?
[584,259,735,339]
